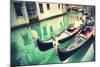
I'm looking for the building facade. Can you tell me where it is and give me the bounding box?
[11,1,29,27]
[11,1,67,27]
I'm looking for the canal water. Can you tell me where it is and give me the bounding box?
[11,12,95,66]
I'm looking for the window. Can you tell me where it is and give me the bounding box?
[14,2,23,16]
[47,4,50,10]
[58,4,60,9]
[39,3,44,13]
[26,2,37,17]
[62,4,63,9]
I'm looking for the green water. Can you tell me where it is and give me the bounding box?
[11,12,95,66]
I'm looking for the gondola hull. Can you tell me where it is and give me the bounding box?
[37,39,53,51]
[58,29,80,44]
[58,32,94,61]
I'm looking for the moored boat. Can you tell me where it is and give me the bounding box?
[57,26,94,61]
[37,25,80,51]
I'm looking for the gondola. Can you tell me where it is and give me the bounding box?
[37,39,53,51]
[37,25,80,51]
[58,27,80,44]
[57,26,94,61]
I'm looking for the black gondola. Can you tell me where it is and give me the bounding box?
[57,26,94,61]
[37,26,80,51]
[37,39,53,51]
